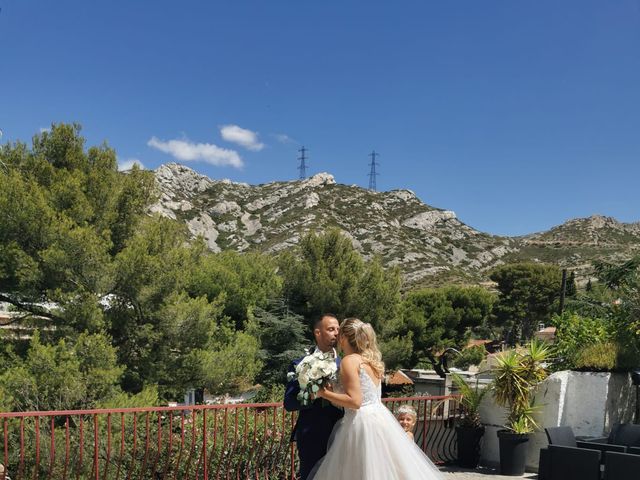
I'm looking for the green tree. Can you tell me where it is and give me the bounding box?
[552,311,612,370]
[184,327,263,395]
[489,262,562,344]
[0,124,264,405]
[566,271,577,297]
[280,229,401,331]
[562,258,640,371]
[248,302,308,386]
[0,124,154,333]
[107,218,261,397]
[187,250,282,327]
[383,286,495,369]
[593,256,640,290]
[0,332,123,411]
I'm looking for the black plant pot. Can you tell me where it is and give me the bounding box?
[456,426,485,468]
[497,430,530,476]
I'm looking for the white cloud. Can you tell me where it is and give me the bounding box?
[272,133,296,144]
[118,158,145,171]
[220,125,264,151]
[147,137,243,168]
[40,127,51,133]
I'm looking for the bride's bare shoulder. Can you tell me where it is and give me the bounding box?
[340,354,362,369]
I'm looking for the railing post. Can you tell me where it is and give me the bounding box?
[203,409,208,480]
[35,416,40,480]
[2,418,8,480]
[93,413,99,480]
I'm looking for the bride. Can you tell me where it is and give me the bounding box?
[309,318,443,480]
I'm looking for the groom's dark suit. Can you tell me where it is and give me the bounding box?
[284,350,343,480]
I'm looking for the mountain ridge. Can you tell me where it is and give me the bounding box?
[148,163,640,285]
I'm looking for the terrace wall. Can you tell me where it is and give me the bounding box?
[478,370,636,472]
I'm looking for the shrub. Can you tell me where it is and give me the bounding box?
[452,345,487,370]
[551,312,611,370]
[491,340,552,434]
[450,373,489,429]
[573,342,618,371]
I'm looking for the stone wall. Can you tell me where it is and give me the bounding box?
[477,371,636,472]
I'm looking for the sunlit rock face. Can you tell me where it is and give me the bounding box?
[149,163,640,286]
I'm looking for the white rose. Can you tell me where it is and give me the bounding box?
[298,372,310,389]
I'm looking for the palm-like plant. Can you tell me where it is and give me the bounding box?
[492,339,553,434]
[451,372,489,429]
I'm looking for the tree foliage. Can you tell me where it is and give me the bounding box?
[383,286,495,370]
[489,262,562,343]
[0,332,123,411]
[248,301,308,386]
[0,124,267,407]
[279,229,401,331]
[560,257,640,371]
[187,251,282,326]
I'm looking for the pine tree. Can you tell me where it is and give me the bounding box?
[566,271,577,297]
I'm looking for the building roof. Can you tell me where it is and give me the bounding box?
[465,339,492,348]
[386,370,414,385]
[538,327,557,334]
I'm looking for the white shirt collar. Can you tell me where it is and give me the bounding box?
[313,346,337,357]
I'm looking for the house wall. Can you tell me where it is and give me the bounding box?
[478,371,636,472]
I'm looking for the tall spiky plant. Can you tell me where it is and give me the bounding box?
[451,372,490,429]
[492,339,553,434]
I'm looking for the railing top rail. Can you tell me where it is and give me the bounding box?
[383,395,461,402]
[0,394,461,418]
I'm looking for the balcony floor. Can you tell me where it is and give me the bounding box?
[440,465,538,479]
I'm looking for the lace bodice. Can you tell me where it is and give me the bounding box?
[358,366,382,407]
[333,363,382,411]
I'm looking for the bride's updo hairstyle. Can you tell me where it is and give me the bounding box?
[339,318,385,379]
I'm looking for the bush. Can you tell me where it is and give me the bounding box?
[573,342,618,371]
[491,340,552,434]
[552,312,611,370]
[252,383,286,404]
[452,345,487,370]
[553,310,640,372]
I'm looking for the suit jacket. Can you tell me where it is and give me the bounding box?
[284,351,344,444]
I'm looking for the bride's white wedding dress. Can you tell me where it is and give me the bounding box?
[309,366,444,479]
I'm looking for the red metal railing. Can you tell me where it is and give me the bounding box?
[0,395,461,480]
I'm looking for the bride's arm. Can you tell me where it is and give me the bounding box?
[317,355,362,409]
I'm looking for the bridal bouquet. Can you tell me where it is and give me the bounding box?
[288,350,338,406]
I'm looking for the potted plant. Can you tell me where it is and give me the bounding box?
[451,372,489,468]
[492,339,551,476]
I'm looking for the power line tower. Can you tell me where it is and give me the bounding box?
[298,146,308,179]
[368,150,379,191]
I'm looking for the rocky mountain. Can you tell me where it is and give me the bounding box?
[149,163,640,286]
[509,216,640,283]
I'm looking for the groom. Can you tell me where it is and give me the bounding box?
[284,313,344,480]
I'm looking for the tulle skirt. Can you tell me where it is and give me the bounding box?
[308,402,444,480]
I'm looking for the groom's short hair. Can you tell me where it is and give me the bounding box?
[314,313,338,330]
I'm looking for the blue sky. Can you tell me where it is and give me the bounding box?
[1,1,639,236]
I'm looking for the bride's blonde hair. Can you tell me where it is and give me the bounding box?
[340,318,385,379]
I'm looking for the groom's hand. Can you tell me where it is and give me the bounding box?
[317,382,333,399]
